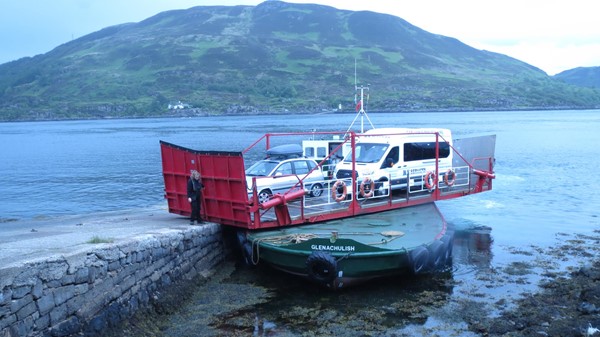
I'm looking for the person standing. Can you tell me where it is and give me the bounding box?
[187,170,204,225]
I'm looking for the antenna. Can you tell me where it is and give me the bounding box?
[346,59,375,134]
[354,58,357,90]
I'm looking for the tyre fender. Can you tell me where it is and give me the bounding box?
[236,231,255,266]
[440,230,455,266]
[427,240,445,271]
[242,242,254,266]
[409,246,430,274]
[306,251,337,284]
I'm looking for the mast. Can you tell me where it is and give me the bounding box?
[346,59,375,134]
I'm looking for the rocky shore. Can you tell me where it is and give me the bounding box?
[464,259,600,337]
[100,228,600,337]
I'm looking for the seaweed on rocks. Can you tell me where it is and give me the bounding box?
[476,259,600,337]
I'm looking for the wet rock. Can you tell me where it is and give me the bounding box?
[575,265,600,280]
[578,302,599,314]
[479,258,600,337]
[95,242,600,337]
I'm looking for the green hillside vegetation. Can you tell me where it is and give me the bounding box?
[1,1,599,121]
[554,66,600,89]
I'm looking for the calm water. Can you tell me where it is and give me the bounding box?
[2,110,600,335]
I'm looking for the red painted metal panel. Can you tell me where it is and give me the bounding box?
[160,141,192,217]
[160,130,496,231]
[160,141,251,227]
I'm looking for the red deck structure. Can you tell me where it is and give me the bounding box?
[160,131,495,230]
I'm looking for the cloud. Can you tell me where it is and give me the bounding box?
[486,42,600,75]
[376,0,600,75]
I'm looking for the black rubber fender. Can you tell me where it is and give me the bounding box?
[242,242,254,266]
[236,231,254,266]
[306,251,337,284]
[236,231,247,246]
[427,240,445,271]
[440,230,455,266]
[409,246,430,274]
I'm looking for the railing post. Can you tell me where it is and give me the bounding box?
[349,132,359,214]
[266,134,271,150]
[405,171,410,201]
[434,132,441,199]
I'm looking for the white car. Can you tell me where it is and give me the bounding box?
[246,157,326,204]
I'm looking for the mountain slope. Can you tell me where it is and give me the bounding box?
[1,1,599,121]
[554,66,600,89]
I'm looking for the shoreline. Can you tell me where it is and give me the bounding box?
[96,226,600,336]
[2,204,599,336]
[2,107,599,124]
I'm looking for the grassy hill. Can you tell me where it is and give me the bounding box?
[1,1,600,121]
[554,67,600,89]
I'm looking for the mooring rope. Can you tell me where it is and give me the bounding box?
[250,233,319,264]
[366,231,405,245]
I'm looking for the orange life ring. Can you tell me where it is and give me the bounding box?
[424,171,437,190]
[332,180,347,202]
[359,177,375,198]
[443,169,456,186]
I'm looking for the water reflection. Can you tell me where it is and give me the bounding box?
[7,112,596,335]
[209,262,455,336]
[452,225,494,276]
[201,226,497,336]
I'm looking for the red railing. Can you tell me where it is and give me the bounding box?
[160,131,495,230]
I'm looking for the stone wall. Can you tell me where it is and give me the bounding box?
[0,223,223,337]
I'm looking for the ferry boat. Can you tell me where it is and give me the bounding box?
[159,84,496,288]
[238,203,454,289]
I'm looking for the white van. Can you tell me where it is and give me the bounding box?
[332,128,453,195]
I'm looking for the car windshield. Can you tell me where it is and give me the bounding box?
[344,143,389,163]
[246,160,279,176]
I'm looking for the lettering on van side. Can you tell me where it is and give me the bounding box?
[409,167,426,174]
[311,244,356,252]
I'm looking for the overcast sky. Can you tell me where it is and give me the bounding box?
[1,0,598,75]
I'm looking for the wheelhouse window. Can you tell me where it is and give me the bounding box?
[317,147,326,158]
[404,142,450,161]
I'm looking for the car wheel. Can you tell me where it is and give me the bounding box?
[375,179,389,196]
[309,183,323,197]
[257,189,272,204]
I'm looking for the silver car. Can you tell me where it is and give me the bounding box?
[246,157,326,204]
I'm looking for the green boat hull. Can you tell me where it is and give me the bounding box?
[240,202,453,289]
